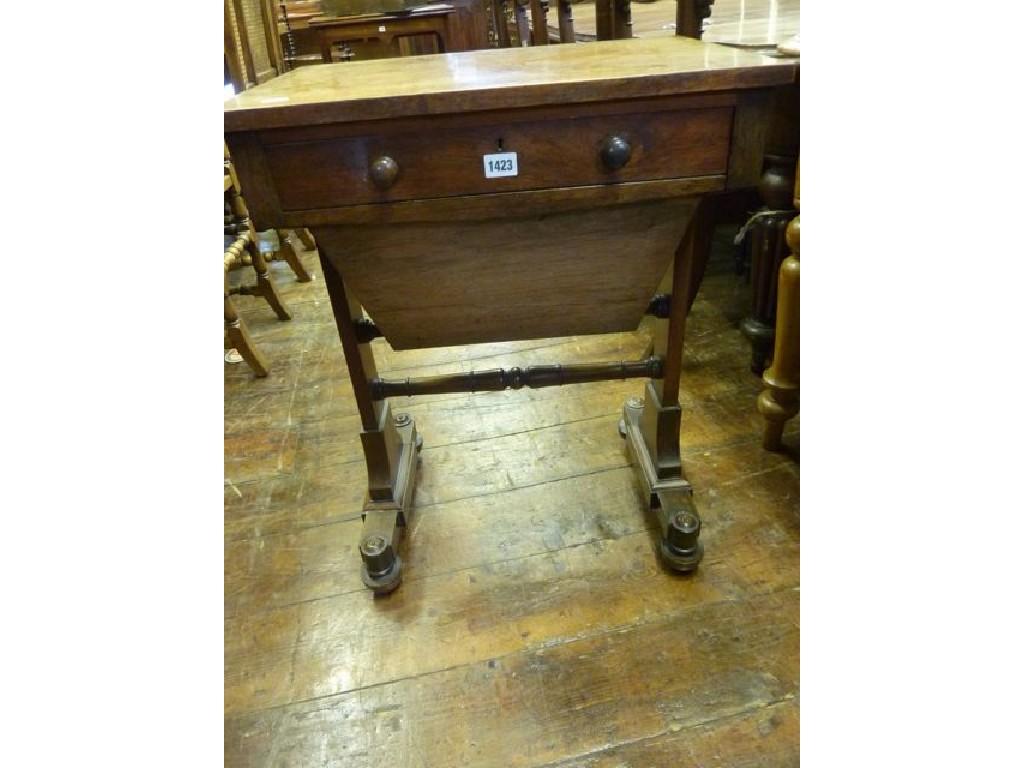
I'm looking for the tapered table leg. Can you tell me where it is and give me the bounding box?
[318,247,421,594]
[620,199,709,572]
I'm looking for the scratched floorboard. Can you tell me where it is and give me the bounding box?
[224,234,799,766]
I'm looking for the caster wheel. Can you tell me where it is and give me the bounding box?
[618,419,627,439]
[362,554,403,595]
[415,434,424,453]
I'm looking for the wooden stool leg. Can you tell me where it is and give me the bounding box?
[225,291,269,377]
[294,228,316,251]
[277,233,313,282]
[529,0,549,44]
[556,0,575,42]
[513,0,530,44]
[247,236,291,321]
[676,0,715,39]
[758,168,800,451]
[613,0,632,39]
[493,0,512,47]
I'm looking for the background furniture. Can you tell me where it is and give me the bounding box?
[225,0,287,93]
[312,6,457,60]
[224,165,292,377]
[225,36,796,592]
[570,0,794,40]
[224,20,318,286]
[492,0,576,46]
[224,231,286,378]
[279,0,330,69]
[289,0,490,57]
[739,149,798,373]
[225,148,315,283]
[758,160,799,449]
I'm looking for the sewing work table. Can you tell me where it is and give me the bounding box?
[224,37,797,593]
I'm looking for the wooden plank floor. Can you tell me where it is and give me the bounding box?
[224,232,800,766]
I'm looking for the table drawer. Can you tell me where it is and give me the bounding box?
[263,105,733,210]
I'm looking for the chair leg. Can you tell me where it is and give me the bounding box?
[277,233,312,282]
[740,154,798,375]
[247,236,291,321]
[225,293,269,377]
[758,214,799,450]
[294,228,316,252]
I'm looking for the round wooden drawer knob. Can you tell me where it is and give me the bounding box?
[369,155,400,190]
[599,135,632,171]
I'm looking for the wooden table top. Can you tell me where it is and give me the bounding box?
[224,36,796,131]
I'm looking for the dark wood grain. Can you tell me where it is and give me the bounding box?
[263,105,732,209]
[446,0,490,50]
[529,0,550,43]
[312,9,455,62]
[254,92,737,144]
[316,198,695,348]
[266,176,724,227]
[727,89,773,189]
[223,37,797,131]
[677,0,715,39]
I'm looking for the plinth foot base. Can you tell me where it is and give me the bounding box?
[621,397,704,573]
[357,415,420,595]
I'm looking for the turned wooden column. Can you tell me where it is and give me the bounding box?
[596,0,631,39]
[491,0,512,46]
[555,0,575,42]
[676,0,714,39]
[224,271,269,378]
[758,161,799,451]
[513,0,530,44]
[529,0,550,44]
[740,154,798,373]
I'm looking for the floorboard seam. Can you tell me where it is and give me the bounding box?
[224,431,797,543]
[528,695,799,768]
[224,521,659,619]
[224,583,798,720]
[224,462,634,543]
